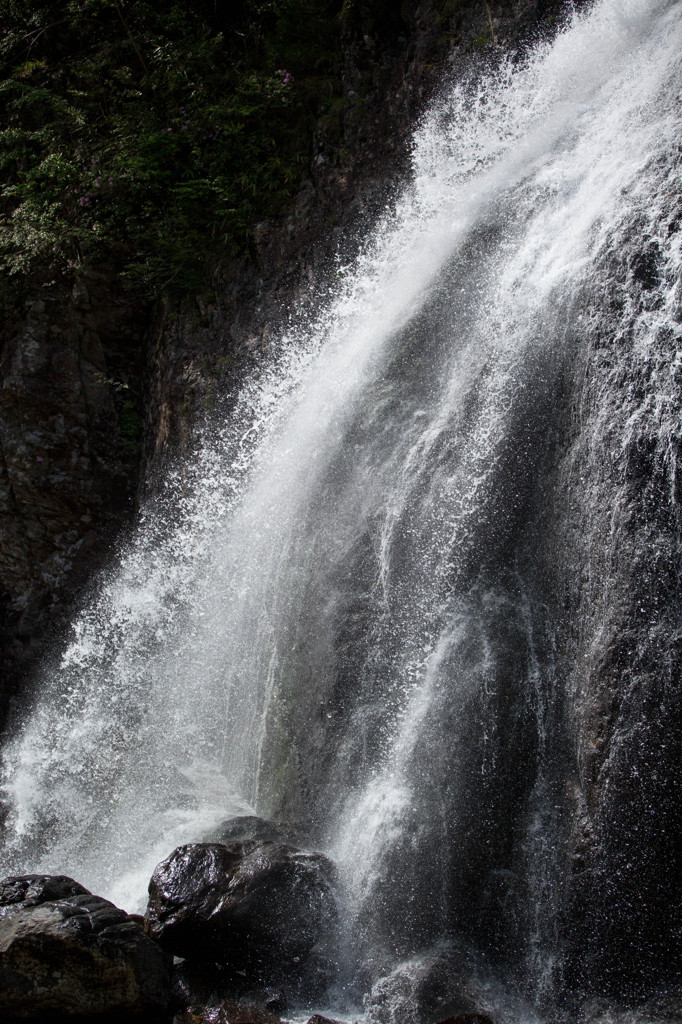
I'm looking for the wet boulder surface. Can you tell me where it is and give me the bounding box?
[173,998,284,1024]
[363,947,494,1024]
[0,874,91,920]
[203,814,307,847]
[0,873,170,1021]
[146,840,338,981]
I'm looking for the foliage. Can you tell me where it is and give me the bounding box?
[0,0,342,295]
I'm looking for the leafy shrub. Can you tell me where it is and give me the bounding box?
[0,0,341,295]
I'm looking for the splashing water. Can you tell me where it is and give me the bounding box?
[2,0,681,1019]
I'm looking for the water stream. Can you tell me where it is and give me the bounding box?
[2,1,681,1019]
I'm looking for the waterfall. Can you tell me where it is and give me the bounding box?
[2,0,681,1019]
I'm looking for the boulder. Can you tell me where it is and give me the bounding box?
[146,840,338,976]
[0,875,170,1021]
[365,947,484,1024]
[204,814,305,847]
[0,874,90,921]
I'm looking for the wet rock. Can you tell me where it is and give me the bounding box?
[204,813,305,847]
[365,947,483,1024]
[0,873,91,921]
[305,1015,345,1024]
[146,840,338,977]
[288,951,339,1002]
[261,991,287,1015]
[0,278,146,718]
[435,1015,494,1024]
[630,243,660,289]
[0,880,170,1020]
[173,1000,282,1024]
[170,959,286,1013]
[171,959,229,1009]
[172,951,328,1012]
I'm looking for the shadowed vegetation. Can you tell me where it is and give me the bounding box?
[0,0,345,294]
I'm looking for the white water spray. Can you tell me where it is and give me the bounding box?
[2,1,681,1018]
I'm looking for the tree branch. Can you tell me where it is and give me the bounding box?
[484,1,497,44]
[114,1,148,76]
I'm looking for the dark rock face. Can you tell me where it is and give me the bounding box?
[0,275,146,716]
[547,205,682,1000]
[0,876,170,1021]
[146,840,338,975]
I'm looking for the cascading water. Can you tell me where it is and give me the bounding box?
[2,0,681,1020]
